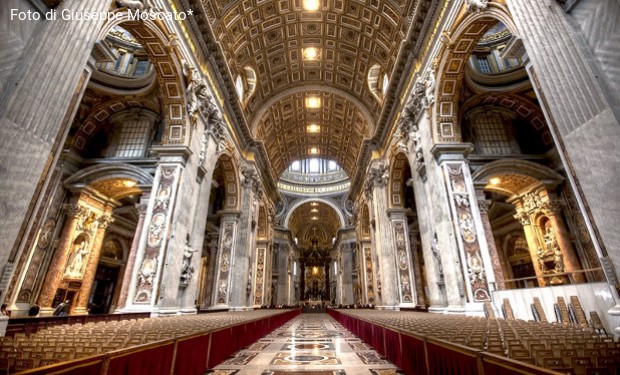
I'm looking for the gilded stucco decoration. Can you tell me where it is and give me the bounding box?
[202,0,418,178]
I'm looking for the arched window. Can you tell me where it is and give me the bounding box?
[235,66,257,106]
[235,75,244,99]
[368,64,389,103]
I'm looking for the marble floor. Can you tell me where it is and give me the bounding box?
[207,313,405,375]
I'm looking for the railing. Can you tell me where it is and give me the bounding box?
[502,267,606,288]
[328,309,561,375]
[14,309,301,375]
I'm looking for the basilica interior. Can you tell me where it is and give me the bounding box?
[0,0,619,373]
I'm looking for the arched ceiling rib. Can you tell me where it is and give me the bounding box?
[202,0,415,179]
[256,91,370,176]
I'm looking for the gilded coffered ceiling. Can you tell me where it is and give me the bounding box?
[202,0,417,178]
[288,201,342,250]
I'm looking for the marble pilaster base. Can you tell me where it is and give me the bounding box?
[375,305,400,311]
[445,305,466,314]
[229,306,254,311]
[0,316,8,337]
[428,306,447,313]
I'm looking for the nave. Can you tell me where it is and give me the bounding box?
[209,313,403,375]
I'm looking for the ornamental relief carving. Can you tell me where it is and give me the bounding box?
[364,247,375,304]
[447,164,489,301]
[254,248,265,305]
[393,222,412,303]
[37,219,56,249]
[216,223,235,304]
[134,166,177,304]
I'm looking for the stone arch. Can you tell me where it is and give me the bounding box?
[460,93,553,146]
[213,153,240,211]
[250,85,375,136]
[64,163,154,200]
[283,198,346,229]
[97,13,189,145]
[388,152,412,208]
[471,159,564,196]
[72,97,160,152]
[100,234,129,263]
[433,3,520,142]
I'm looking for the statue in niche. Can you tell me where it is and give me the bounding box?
[431,234,444,280]
[65,239,90,277]
[180,237,197,286]
[544,227,559,253]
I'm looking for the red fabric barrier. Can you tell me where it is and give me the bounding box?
[207,327,234,368]
[371,324,385,356]
[17,359,104,375]
[107,342,175,375]
[384,329,401,367]
[426,341,478,375]
[400,333,428,375]
[173,334,211,375]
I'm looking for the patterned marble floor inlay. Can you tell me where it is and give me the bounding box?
[210,313,403,375]
[247,342,271,351]
[261,371,346,375]
[281,342,336,350]
[356,352,390,365]
[220,352,258,365]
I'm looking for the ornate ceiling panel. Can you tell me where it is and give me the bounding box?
[202,0,415,178]
[255,91,370,176]
[288,201,342,250]
[484,173,539,196]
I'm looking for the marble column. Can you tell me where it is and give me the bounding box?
[341,242,355,305]
[122,160,185,312]
[116,198,149,311]
[433,144,496,314]
[541,196,585,283]
[211,212,240,309]
[409,229,427,308]
[229,165,261,310]
[387,209,417,307]
[512,203,546,287]
[0,0,111,278]
[324,261,330,302]
[507,0,620,327]
[474,187,507,290]
[201,241,217,309]
[73,211,113,315]
[38,202,87,313]
[252,242,268,307]
[38,200,110,315]
[365,160,399,309]
[300,260,306,301]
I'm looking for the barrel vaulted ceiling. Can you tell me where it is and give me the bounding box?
[288,201,342,250]
[201,0,418,178]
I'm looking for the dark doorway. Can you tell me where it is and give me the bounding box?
[88,264,120,314]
